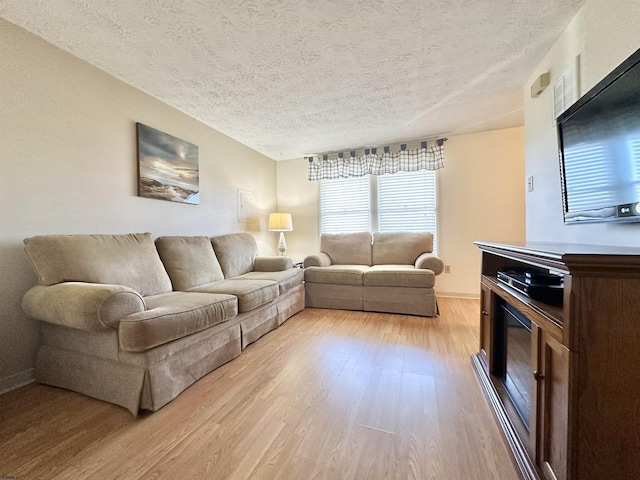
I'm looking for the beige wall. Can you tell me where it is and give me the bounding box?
[277,127,526,298]
[524,0,640,245]
[438,128,525,296]
[0,20,279,391]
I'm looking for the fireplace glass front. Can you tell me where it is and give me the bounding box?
[499,303,532,428]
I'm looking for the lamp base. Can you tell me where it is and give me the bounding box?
[278,231,287,256]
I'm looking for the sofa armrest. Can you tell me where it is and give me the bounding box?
[22,282,145,331]
[415,253,445,275]
[254,256,293,272]
[303,252,332,268]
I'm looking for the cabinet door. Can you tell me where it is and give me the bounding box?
[479,283,494,370]
[534,327,570,480]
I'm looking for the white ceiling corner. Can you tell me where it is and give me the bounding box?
[1,0,586,160]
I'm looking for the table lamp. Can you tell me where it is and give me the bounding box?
[268,213,293,255]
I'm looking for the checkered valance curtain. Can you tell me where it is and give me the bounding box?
[307,140,445,181]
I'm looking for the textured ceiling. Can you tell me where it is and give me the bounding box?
[1,0,585,160]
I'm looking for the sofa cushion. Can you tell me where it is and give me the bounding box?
[304,265,369,286]
[238,268,304,294]
[188,279,279,313]
[372,232,434,265]
[363,265,435,288]
[155,236,224,290]
[118,291,237,352]
[24,233,172,296]
[210,233,257,278]
[321,232,372,266]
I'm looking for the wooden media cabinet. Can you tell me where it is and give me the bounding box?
[473,241,640,480]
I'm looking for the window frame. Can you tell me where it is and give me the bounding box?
[319,170,439,253]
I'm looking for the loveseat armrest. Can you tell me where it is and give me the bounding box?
[22,282,145,331]
[303,252,332,268]
[415,253,445,275]
[254,256,293,272]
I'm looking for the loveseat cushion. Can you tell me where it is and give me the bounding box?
[363,265,435,288]
[304,265,369,286]
[24,233,172,297]
[188,279,279,313]
[211,233,257,278]
[320,232,372,266]
[118,291,237,352]
[238,268,304,294]
[155,236,225,290]
[372,232,434,265]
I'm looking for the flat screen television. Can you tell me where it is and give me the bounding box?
[557,48,640,225]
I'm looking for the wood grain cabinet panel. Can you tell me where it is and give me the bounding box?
[534,326,569,480]
[479,282,494,370]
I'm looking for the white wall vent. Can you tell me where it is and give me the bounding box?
[553,55,580,124]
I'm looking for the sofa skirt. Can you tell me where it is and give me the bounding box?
[364,286,438,317]
[238,305,279,349]
[305,283,364,310]
[276,283,305,326]
[137,323,242,411]
[236,282,305,348]
[34,284,306,415]
[35,345,146,415]
[304,283,438,317]
[36,321,242,415]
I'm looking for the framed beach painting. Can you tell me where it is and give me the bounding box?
[136,123,200,204]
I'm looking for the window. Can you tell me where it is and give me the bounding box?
[320,176,370,233]
[378,170,438,253]
[320,170,438,252]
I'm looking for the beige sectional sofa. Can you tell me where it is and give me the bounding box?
[303,232,443,316]
[21,232,304,415]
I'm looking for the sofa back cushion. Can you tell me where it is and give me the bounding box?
[321,232,372,266]
[24,233,172,296]
[372,231,434,265]
[155,236,224,290]
[210,233,257,278]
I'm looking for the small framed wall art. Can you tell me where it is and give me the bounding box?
[136,123,200,204]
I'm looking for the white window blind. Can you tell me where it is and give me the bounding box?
[320,170,438,252]
[378,170,438,253]
[320,176,370,233]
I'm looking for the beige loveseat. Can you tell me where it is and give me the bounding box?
[21,232,304,415]
[303,232,443,316]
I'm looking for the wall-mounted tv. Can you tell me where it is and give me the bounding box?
[557,48,640,225]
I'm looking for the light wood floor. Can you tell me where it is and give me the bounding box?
[0,298,520,479]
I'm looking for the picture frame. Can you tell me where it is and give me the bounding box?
[136,123,200,204]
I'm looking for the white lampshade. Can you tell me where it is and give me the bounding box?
[268,213,293,231]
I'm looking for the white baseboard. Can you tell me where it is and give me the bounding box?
[437,291,480,299]
[0,368,35,395]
